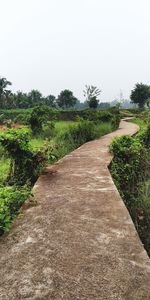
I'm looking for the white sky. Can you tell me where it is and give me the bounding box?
[0,0,150,102]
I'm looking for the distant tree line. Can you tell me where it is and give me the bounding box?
[1,76,149,110]
[0,78,103,109]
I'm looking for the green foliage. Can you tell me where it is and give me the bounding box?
[29,105,51,134]
[28,90,43,106]
[0,107,120,125]
[0,158,11,184]
[0,111,120,236]
[111,114,121,130]
[110,135,146,201]
[50,120,114,162]
[14,113,30,125]
[88,96,99,109]
[136,128,150,148]
[81,109,113,122]
[0,186,30,234]
[137,180,150,253]
[110,129,150,256]
[130,83,150,109]
[56,89,77,109]
[0,128,47,185]
[45,95,56,108]
[135,116,150,148]
[68,120,97,146]
[83,85,101,109]
[0,77,12,108]
[41,121,55,140]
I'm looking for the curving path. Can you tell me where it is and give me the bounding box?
[0,120,150,300]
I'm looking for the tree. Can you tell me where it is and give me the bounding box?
[99,102,110,109]
[146,98,150,108]
[83,85,101,109]
[0,77,12,108]
[56,89,77,109]
[28,90,43,106]
[130,83,150,109]
[88,96,99,109]
[13,91,31,108]
[45,95,56,108]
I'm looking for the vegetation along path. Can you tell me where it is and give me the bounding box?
[0,119,150,300]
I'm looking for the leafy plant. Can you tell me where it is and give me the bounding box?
[0,186,30,234]
[83,85,101,109]
[29,105,51,134]
[0,128,48,185]
[110,130,150,256]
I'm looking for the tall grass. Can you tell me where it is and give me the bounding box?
[0,158,10,184]
[49,121,114,162]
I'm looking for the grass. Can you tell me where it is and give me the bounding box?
[94,122,113,136]
[29,121,76,151]
[0,121,115,177]
[131,117,147,131]
[49,121,114,163]
[29,138,45,151]
[0,157,10,184]
[54,121,113,137]
[55,121,75,133]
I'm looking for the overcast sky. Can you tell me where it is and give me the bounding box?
[0,0,150,102]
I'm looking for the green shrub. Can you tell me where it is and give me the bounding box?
[0,113,5,125]
[0,108,32,123]
[49,120,115,163]
[110,133,150,256]
[29,105,50,134]
[136,120,150,148]
[41,121,55,140]
[137,180,150,254]
[0,186,30,234]
[111,114,121,130]
[110,135,147,208]
[68,120,97,146]
[81,109,114,123]
[14,113,30,125]
[0,128,48,185]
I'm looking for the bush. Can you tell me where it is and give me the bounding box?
[49,120,115,163]
[29,105,51,134]
[41,121,55,140]
[111,114,121,130]
[136,120,150,148]
[0,186,30,234]
[110,133,150,256]
[68,120,97,146]
[81,109,114,123]
[14,113,30,125]
[0,128,48,185]
[110,135,147,208]
[0,108,32,123]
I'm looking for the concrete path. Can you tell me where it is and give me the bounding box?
[0,120,150,300]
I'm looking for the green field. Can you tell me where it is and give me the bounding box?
[0,120,114,185]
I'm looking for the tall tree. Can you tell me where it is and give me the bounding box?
[45,95,56,108]
[28,90,43,106]
[83,85,101,108]
[14,91,31,108]
[0,77,12,108]
[130,83,150,109]
[56,89,77,109]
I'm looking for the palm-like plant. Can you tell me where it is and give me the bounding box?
[0,77,12,107]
